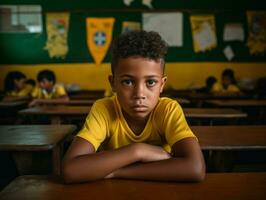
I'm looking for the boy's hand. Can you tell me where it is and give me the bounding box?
[134,143,171,163]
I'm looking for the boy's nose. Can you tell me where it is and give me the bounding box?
[133,84,146,99]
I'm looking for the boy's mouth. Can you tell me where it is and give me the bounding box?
[131,105,148,112]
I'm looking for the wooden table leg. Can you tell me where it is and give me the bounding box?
[52,145,62,176]
[12,151,32,175]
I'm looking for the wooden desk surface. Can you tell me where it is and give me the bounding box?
[1,173,265,200]
[19,106,246,119]
[0,125,76,151]
[192,125,266,150]
[207,99,266,107]
[35,99,95,106]
[0,101,28,107]
[19,106,91,116]
[183,108,247,118]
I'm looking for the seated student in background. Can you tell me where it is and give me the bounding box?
[2,71,33,102]
[206,76,223,93]
[63,30,205,183]
[29,69,69,106]
[221,68,241,93]
[197,76,222,93]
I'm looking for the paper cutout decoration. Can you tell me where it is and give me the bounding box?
[86,17,115,65]
[223,23,244,42]
[44,12,70,58]
[143,12,183,47]
[190,15,217,52]
[247,11,266,55]
[224,45,235,61]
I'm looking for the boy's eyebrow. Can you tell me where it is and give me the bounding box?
[119,74,162,78]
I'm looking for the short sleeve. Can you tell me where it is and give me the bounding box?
[55,85,67,97]
[158,100,196,147]
[31,87,40,98]
[77,101,109,151]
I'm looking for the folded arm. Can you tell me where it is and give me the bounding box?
[63,137,205,183]
[108,137,205,182]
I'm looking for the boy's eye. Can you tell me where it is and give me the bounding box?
[121,79,133,86]
[146,79,157,87]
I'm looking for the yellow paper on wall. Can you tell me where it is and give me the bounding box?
[247,11,266,55]
[86,18,115,65]
[122,21,141,33]
[190,15,217,53]
[44,12,70,58]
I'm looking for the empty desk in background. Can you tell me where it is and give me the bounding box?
[0,125,76,175]
[1,173,265,200]
[34,99,95,106]
[192,125,266,150]
[192,125,266,171]
[207,99,266,108]
[19,106,91,124]
[68,90,104,100]
[0,101,28,124]
[183,108,247,125]
[207,100,266,124]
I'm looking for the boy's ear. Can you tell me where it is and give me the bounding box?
[108,75,116,92]
[160,76,167,93]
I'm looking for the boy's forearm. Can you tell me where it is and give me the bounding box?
[112,156,205,182]
[63,144,140,183]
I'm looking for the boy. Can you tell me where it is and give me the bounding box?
[2,71,33,102]
[63,31,205,183]
[221,68,241,93]
[29,69,69,106]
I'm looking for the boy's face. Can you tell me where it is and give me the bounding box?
[39,78,54,90]
[222,76,231,87]
[15,78,26,90]
[110,57,167,121]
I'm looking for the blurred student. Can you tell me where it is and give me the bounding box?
[29,69,69,106]
[221,68,240,93]
[2,71,33,102]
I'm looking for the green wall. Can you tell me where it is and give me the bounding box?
[0,0,265,64]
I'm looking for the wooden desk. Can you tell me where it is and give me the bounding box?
[0,125,76,175]
[36,99,95,106]
[0,101,28,124]
[183,108,247,125]
[193,125,266,171]
[1,173,265,200]
[19,106,91,124]
[192,125,266,150]
[184,108,247,118]
[207,99,266,108]
[68,90,104,100]
[206,100,266,124]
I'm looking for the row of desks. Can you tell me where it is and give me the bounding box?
[0,125,265,176]
[18,106,247,124]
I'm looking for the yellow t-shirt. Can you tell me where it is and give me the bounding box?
[77,95,196,153]
[211,82,223,93]
[31,84,67,99]
[7,84,33,97]
[226,84,240,93]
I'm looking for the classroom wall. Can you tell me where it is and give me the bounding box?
[0,62,265,90]
[0,0,265,90]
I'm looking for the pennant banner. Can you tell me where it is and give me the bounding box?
[44,12,70,58]
[190,15,217,53]
[86,18,115,65]
[122,21,141,33]
[247,11,266,55]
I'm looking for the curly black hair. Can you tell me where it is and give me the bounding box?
[4,71,26,92]
[111,30,168,74]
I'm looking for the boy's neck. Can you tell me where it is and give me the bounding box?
[122,110,150,136]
